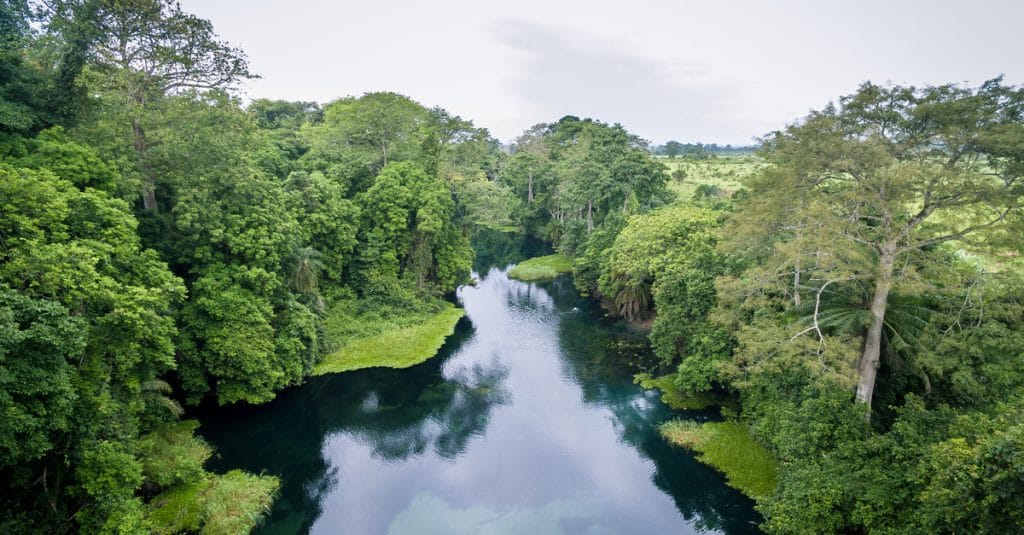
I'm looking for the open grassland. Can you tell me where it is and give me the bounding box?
[508,254,573,281]
[659,155,767,200]
[315,302,464,375]
[661,419,778,500]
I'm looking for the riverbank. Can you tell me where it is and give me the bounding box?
[507,254,572,281]
[634,373,721,410]
[314,302,465,375]
[197,254,763,533]
[661,420,778,501]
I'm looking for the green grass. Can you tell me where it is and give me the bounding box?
[147,471,279,535]
[659,155,767,200]
[507,254,572,281]
[634,373,720,410]
[314,303,464,375]
[660,420,778,500]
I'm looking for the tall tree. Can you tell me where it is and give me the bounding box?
[745,79,1024,413]
[44,0,254,211]
[303,92,430,190]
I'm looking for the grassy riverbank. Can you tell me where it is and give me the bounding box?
[508,254,572,281]
[315,302,465,375]
[660,420,778,500]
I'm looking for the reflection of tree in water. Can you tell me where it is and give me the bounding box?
[342,361,510,461]
[545,276,763,534]
[196,317,511,534]
[504,278,555,314]
[471,228,551,273]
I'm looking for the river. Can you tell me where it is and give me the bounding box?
[197,232,762,534]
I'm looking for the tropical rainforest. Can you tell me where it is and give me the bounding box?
[1,1,1023,533]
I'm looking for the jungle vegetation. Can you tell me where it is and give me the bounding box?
[0,1,496,531]
[505,79,1023,534]
[2,0,1023,533]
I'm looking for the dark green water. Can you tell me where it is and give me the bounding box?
[198,233,762,534]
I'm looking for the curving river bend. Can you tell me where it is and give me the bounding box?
[198,233,761,534]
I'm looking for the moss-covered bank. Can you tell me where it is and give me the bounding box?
[660,419,778,501]
[508,254,572,281]
[314,303,465,375]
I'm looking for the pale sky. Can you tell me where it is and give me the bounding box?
[180,0,1023,146]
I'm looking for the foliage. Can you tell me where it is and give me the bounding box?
[0,2,488,530]
[597,205,718,322]
[501,116,672,252]
[138,420,279,534]
[5,2,1024,530]
[303,92,430,187]
[759,397,1024,534]
[729,78,1024,410]
[43,0,256,211]
[0,153,182,530]
[355,161,472,293]
[140,421,211,490]
[709,80,1024,532]
[0,286,83,467]
[147,470,279,535]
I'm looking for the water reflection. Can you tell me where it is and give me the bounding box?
[198,317,512,534]
[198,230,761,534]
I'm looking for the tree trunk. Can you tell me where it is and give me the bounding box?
[586,200,593,232]
[527,172,534,203]
[856,249,895,413]
[132,118,158,212]
[793,227,802,307]
[793,254,802,307]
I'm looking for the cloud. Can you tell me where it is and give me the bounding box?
[492,19,756,144]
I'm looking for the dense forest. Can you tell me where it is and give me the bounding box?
[0,1,499,532]
[2,1,1023,533]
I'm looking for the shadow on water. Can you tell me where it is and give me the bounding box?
[470,228,551,273]
[197,229,761,534]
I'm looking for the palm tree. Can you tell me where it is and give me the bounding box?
[291,246,325,295]
[142,379,184,418]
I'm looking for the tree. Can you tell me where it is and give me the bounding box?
[0,159,186,531]
[355,162,472,293]
[44,0,254,211]
[663,140,684,158]
[746,79,1024,413]
[503,117,671,250]
[284,170,360,286]
[303,92,430,190]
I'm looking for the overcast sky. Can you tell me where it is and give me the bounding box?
[179,0,1023,145]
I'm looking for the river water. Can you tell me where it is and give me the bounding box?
[198,232,762,534]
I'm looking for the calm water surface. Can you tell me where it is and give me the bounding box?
[198,233,762,534]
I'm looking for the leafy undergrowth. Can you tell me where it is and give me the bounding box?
[315,302,464,375]
[143,422,280,534]
[634,373,720,410]
[148,470,279,535]
[508,254,572,281]
[661,420,778,500]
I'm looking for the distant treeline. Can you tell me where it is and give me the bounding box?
[651,141,758,158]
